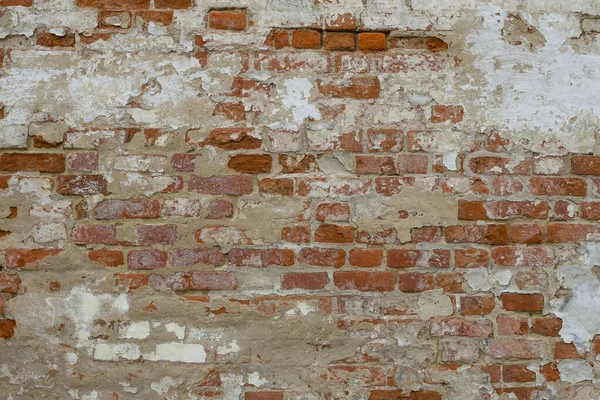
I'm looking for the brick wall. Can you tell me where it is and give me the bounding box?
[1,0,600,399]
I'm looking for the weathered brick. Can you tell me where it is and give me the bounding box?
[333,271,394,291]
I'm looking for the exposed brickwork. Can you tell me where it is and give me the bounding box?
[1,1,600,398]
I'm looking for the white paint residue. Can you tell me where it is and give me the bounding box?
[247,371,268,387]
[276,78,320,130]
[442,152,458,171]
[221,374,244,400]
[465,7,600,153]
[558,360,593,384]
[553,243,600,352]
[93,343,140,361]
[465,268,491,292]
[144,343,206,363]
[494,269,513,286]
[165,322,185,340]
[151,376,179,395]
[65,352,78,366]
[217,340,240,355]
[119,321,150,340]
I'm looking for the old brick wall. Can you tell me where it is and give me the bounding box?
[1,0,600,399]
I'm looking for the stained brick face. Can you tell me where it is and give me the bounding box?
[0,2,597,398]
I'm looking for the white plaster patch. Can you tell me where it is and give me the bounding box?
[151,376,179,395]
[553,243,600,352]
[442,152,458,171]
[217,340,240,355]
[247,371,268,387]
[144,342,206,363]
[465,7,600,153]
[118,321,150,340]
[465,268,491,292]
[275,78,320,130]
[165,322,185,340]
[93,343,140,361]
[558,359,593,384]
[418,291,454,319]
[494,269,513,286]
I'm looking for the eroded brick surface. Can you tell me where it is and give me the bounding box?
[1,1,600,399]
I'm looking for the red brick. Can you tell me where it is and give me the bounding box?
[0,273,21,294]
[554,341,586,359]
[245,392,284,400]
[5,248,62,269]
[547,223,599,242]
[189,271,237,290]
[116,273,149,289]
[497,314,529,336]
[410,226,442,243]
[470,156,530,175]
[455,249,489,268]
[135,224,178,245]
[0,319,16,339]
[348,249,383,267]
[460,294,495,315]
[571,155,600,175]
[484,200,548,220]
[435,271,464,293]
[189,175,253,195]
[430,316,493,337]
[397,154,428,173]
[170,248,224,267]
[136,10,173,25]
[57,175,109,196]
[171,153,196,172]
[127,250,167,270]
[510,224,543,244]
[0,153,64,172]
[531,318,562,337]
[298,248,345,268]
[93,199,160,219]
[580,201,600,219]
[199,128,260,149]
[1,0,33,5]
[67,152,99,172]
[72,225,117,245]
[398,272,434,292]
[291,30,321,49]
[492,246,553,267]
[279,154,317,173]
[458,200,486,220]
[207,199,233,219]
[318,77,380,99]
[387,249,450,268]
[315,224,354,243]
[88,249,124,267]
[228,154,272,173]
[37,32,76,47]
[357,32,386,51]
[431,105,464,123]
[316,203,350,222]
[281,272,329,290]
[228,248,294,268]
[501,293,544,312]
[426,37,448,52]
[541,362,560,382]
[528,177,586,196]
[445,225,508,245]
[502,364,536,383]
[333,271,394,292]
[259,178,293,196]
[365,128,403,152]
[355,155,396,174]
[281,225,311,243]
[208,11,247,30]
[154,0,190,9]
[272,30,289,49]
[324,32,355,51]
[489,339,546,359]
[492,177,523,196]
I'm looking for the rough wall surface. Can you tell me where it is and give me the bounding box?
[1,0,600,399]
